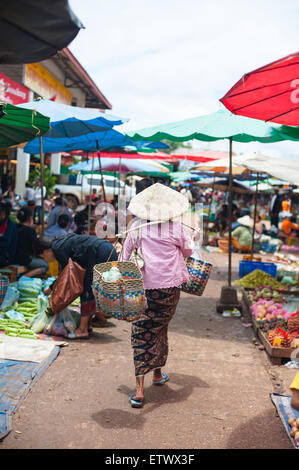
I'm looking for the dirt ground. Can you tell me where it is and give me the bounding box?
[0,252,296,449]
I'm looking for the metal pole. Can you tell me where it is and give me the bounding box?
[39,137,45,235]
[206,172,216,237]
[228,137,233,287]
[87,152,94,233]
[118,157,122,196]
[251,172,259,258]
[96,141,106,203]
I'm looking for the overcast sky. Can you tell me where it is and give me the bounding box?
[69,0,299,160]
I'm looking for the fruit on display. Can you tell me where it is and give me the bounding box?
[250,299,291,322]
[246,286,286,305]
[235,270,284,289]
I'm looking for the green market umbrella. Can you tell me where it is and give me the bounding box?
[126,108,284,144]
[0,102,50,148]
[126,108,295,304]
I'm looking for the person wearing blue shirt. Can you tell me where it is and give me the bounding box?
[44,214,70,240]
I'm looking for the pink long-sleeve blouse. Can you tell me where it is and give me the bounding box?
[121,219,194,290]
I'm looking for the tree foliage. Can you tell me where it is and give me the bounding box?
[162,140,193,154]
[29,166,57,195]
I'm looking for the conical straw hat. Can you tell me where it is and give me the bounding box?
[128,183,189,222]
[237,215,254,228]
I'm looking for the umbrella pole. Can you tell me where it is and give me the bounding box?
[88,152,94,233]
[228,137,233,287]
[39,137,45,235]
[206,172,216,238]
[118,157,122,195]
[113,171,116,200]
[251,172,259,258]
[216,136,242,314]
[96,141,106,203]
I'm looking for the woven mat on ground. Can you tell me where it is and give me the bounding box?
[0,346,60,441]
[270,393,299,449]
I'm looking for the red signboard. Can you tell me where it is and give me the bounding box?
[0,71,30,105]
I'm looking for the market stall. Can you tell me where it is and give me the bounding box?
[236,266,299,365]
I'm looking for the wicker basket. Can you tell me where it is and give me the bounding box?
[93,261,147,322]
[181,257,213,297]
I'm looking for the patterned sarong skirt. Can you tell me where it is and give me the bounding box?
[131,287,181,377]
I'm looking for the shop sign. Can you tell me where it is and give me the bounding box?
[24,63,72,105]
[0,72,30,104]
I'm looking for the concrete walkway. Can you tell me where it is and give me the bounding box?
[1,252,295,449]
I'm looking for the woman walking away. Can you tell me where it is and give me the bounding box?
[122,183,194,408]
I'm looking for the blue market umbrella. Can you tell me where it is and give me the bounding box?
[18,99,127,134]
[17,99,128,229]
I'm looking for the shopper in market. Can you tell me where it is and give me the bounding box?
[14,206,49,277]
[0,201,18,268]
[121,183,194,408]
[24,182,35,205]
[281,194,292,213]
[46,196,71,231]
[269,187,282,228]
[34,180,46,226]
[35,232,118,339]
[44,213,71,239]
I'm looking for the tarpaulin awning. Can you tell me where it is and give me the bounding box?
[0,102,50,148]
[0,0,83,64]
[196,177,254,194]
[191,157,246,175]
[233,153,299,186]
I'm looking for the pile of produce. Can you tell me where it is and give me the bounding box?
[235,269,284,289]
[0,298,39,338]
[250,299,291,323]
[288,310,299,333]
[17,277,43,303]
[267,325,299,348]
[0,291,51,339]
[288,418,299,447]
[246,287,286,305]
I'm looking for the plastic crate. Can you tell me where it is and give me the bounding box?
[239,260,277,278]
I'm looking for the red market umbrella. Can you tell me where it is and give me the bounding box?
[220,51,299,125]
[69,150,175,160]
[171,150,232,162]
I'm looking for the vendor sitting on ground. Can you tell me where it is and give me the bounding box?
[227,215,253,253]
[281,212,299,238]
[14,207,49,277]
[35,233,118,339]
